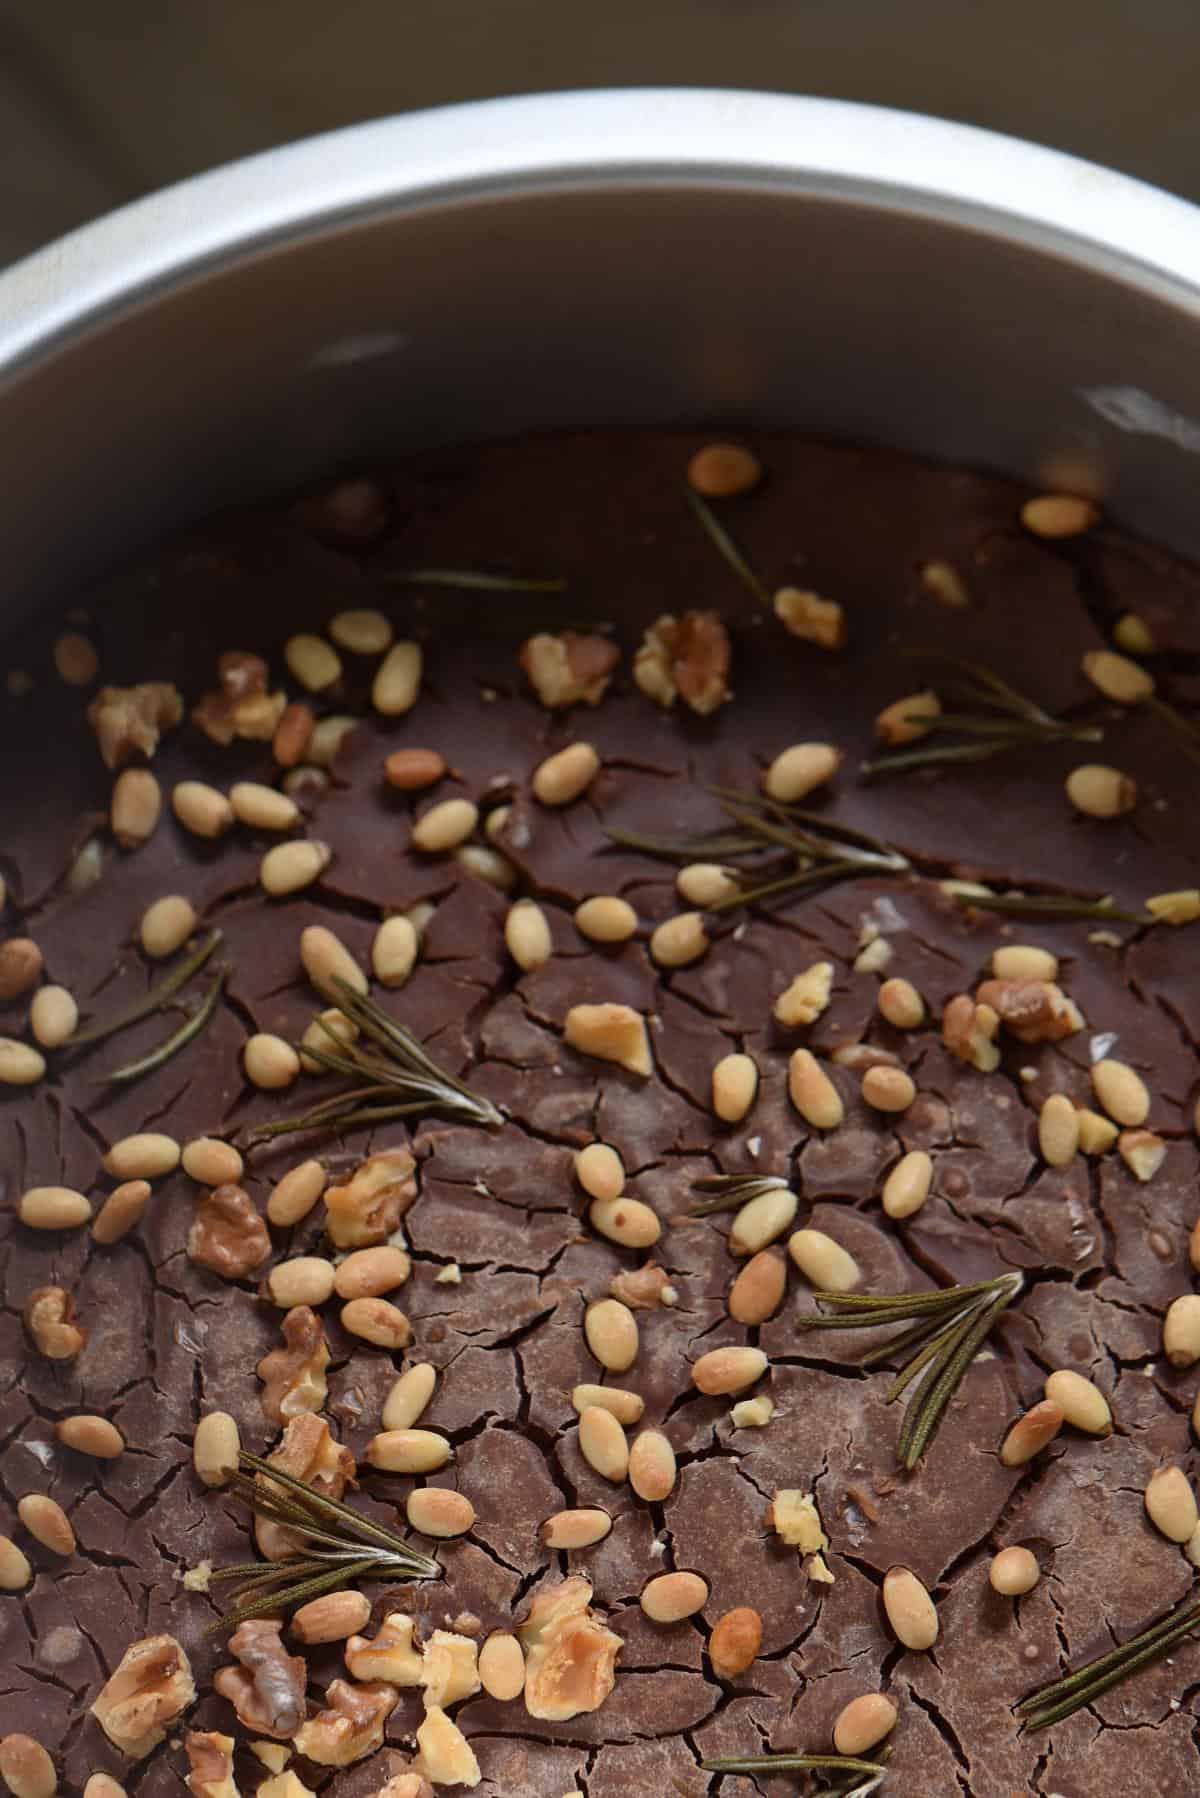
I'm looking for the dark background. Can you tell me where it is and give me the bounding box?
[2,0,1199,266]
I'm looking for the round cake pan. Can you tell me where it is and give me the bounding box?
[4,88,1200,614]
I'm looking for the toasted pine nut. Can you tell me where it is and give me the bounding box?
[299,1007,358,1070]
[0,1734,56,1798]
[111,768,161,847]
[0,1040,46,1086]
[1038,1093,1079,1167]
[330,607,393,655]
[788,1049,843,1130]
[140,894,197,959]
[575,896,638,942]
[272,700,315,767]
[0,938,42,999]
[677,862,739,906]
[57,1415,124,1459]
[19,1187,91,1230]
[83,1778,127,1798]
[193,1412,241,1487]
[285,632,341,692]
[17,1494,75,1556]
[300,923,367,1001]
[1091,1058,1149,1126]
[373,915,418,987]
[0,1537,33,1591]
[1163,1294,1200,1367]
[384,747,446,790]
[993,944,1058,981]
[787,1228,860,1292]
[584,1298,638,1372]
[687,442,761,496]
[412,797,478,853]
[342,1297,412,1349]
[1145,1465,1198,1543]
[881,1150,933,1220]
[244,1032,300,1090]
[1044,1370,1112,1435]
[709,1606,762,1679]
[172,779,233,838]
[564,1002,653,1076]
[334,1246,411,1300]
[570,1384,644,1426]
[587,1196,661,1250]
[260,838,331,895]
[691,1345,767,1396]
[1065,763,1136,818]
[30,986,78,1049]
[306,714,357,768]
[540,1507,613,1551]
[875,690,940,745]
[989,1545,1040,1595]
[372,640,423,715]
[505,899,552,971]
[382,1363,437,1431]
[264,1256,337,1308]
[919,559,969,606]
[862,1065,915,1113]
[366,1429,452,1473]
[407,1488,476,1538]
[728,1249,786,1325]
[102,1132,179,1181]
[628,1429,677,1501]
[729,1186,798,1256]
[230,781,300,831]
[291,1589,371,1643]
[478,1631,526,1700]
[882,1564,938,1649]
[999,1399,1064,1466]
[641,1570,708,1623]
[577,1406,629,1481]
[711,1051,758,1122]
[182,1137,243,1187]
[762,742,841,803]
[649,911,708,968]
[532,741,600,806]
[833,1692,899,1756]
[91,1180,151,1244]
[575,1141,624,1203]
[266,1158,326,1227]
[877,977,924,1029]
[1083,648,1155,705]
[1146,889,1200,925]
[1021,493,1100,538]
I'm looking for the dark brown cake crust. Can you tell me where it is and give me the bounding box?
[1,433,1199,1797]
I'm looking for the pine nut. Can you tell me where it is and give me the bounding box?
[585,1196,659,1250]
[877,978,925,1029]
[264,1257,337,1308]
[882,1565,938,1650]
[1091,1058,1149,1126]
[875,690,940,745]
[641,1570,708,1623]
[1043,1370,1112,1435]
[0,1734,56,1798]
[1081,648,1154,704]
[774,961,833,1027]
[193,1411,241,1487]
[291,1589,371,1643]
[564,1002,653,1076]
[999,1399,1064,1466]
[412,797,478,853]
[628,1430,677,1501]
[372,640,423,714]
[182,1137,243,1187]
[687,442,761,496]
[833,1693,898,1756]
[110,769,161,847]
[383,1363,437,1431]
[260,838,331,895]
[373,915,418,987]
[691,1345,767,1396]
[0,938,42,999]
[18,1187,91,1230]
[266,1158,327,1226]
[299,924,367,1001]
[271,701,314,770]
[1065,763,1136,818]
[729,1186,798,1256]
[649,911,708,968]
[762,742,841,803]
[1077,1108,1119,1154]
[17,1495,75,1556]
[103,1132,180,1180]
[712,1052,758,1122]
[0,1040,45,1085]
[788,1229,860,1292]
[575,896,638,943]
[1163,1294,1200,1367]
[1112,611,1155,654]
[1145,1465,1198,1543]
[577,1406,629,1481]
[575,1142,625,1203]
[299,1007,358,1070]
[1038,1094,1080,1167]
[862,1066,915,1113]
[83,1779,127,1798]
[584,1298,639,1372]
[882,1150,933,1220]
[330,607,393,655]
[1021,493,1100,537]
[0,1538,33,1590]
[384,747,447,790]
[1145,887,1200,926]
[989,1545,1040,1596]
[539,1508,615,1558]
[708,1606,762,1679]
[728,1249,786,1324]
[366,1429,452,1473]
[407,1488,476,1538]
[478,1631,526,1700]
[307,715,357,767]
[920,559,970,607]
[532,741,600,806]
[29,986,78,1049]
[677,862,739,906]
[571,1384,644,1426]
[230,781,300,831]
[140,894,196,958]
[788,1049,843,1129]
[504,899,552,971]
[91,1180,151,1244]
[172,779,233,838]
[285,632,342,692]
[335,1245,411,1299]
[992,945,1057,982]
[244,1032,300,1090]
[57,1415,124,1459]
[342,1297,412,1349]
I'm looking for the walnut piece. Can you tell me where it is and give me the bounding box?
[325,1149,418,1249]
[24,1285,87,1360]
[941,993,1001,1072]
[293,1679,398,1767]
[420,1630,481,1708]
[193,651,287,746]
[257,1414,356,1560]
[87,681,183,769]
[185,1731,241,1798]
[768,1488,828,1551]
[519,632,619,709]
[974,977,1084,1044]
[517,1575,622,1721]
[258,1777,318,1798]
[257,1307,330,1424]
[633,611,731,715]
[608,1262,678,1309]
[414,1706,481,1789]
[375,1774,435,1798]
[773,586,846,649]
[213,1619,307,1739]
[188,1183,272,1280]
[344,1611,424,1686]
[90,1633,196,1758]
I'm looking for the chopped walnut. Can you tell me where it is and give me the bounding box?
[375,1775,435,1798]
[90,1633,196,1758]
[768,1488,828,1552]
[24,1285,87,1360]
[257,1414,356,1560]
[257,1307,330,1424]
[633,610,731,714]
[325,1149,418,1249]
[774,961,834,1028]
[518,1576,622,1721]
[193,651,287,746]
[609,1262,678,1309]
[250,1742,291,1774]
[258,1776,317,1798]
[420,1631,481,1708]
[974,978,1083,1044]
[188,1184,272,1281]
[185,1731,241,1798]
[213,1619,307,1739]
[414,1706,481,1789]
[344,1612,424,1686]
[773,586,846,649]
[293,1679,398,1766]
[87,681,183,769]
[941,993,1001,1072]
[519,631,620,708]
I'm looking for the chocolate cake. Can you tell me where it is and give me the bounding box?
[1,432,1199,1798]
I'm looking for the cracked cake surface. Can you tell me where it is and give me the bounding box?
[0,431,1199,1797]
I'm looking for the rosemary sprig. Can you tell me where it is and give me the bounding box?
[1017,1590,1200,1730]
[946,887,1146,924]
[684,487,769,604]
[204,1450,441,1630]
[689,1173,790,1216]
[798,1272,1023,1469]
[101,969,226,1083]
[701,1751,886,1790]
[861,656,1103,779]
[243,977,502,1147]
[385,568,566,592]
[67,930,222,1049]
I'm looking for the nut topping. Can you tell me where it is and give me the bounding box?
[87,681,183,769]
[257,1307,330,1424]
[0,937,43,1000]
[184,1732,240,1798]
[564,1003,653,1077]
[90,1633,196,1758]
[213,1619,306,1739]
[413,1707,481,1790]
[344,1612,425,1686]
[193,652,286,745]
[634,610,731,714]
[708,1606,762,1680]
[325,1148,417,1248]
[773,586,846,649]
[520,631,620,708]
[608,1260,676,1308]
[518,1575,622,1720]
[188,1184,271,1281]
[420,1630,481,1707]
[24,1286,86,1360]
[0,1736,56,1798]
[256,1412,355,1557]
[293,1679,398,1766]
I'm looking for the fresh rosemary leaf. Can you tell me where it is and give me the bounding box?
[689,1173,789,1215]
[68,930,223,1048]
[1018,1593,1200,1730]
[701,1752,885,1777]
[385,567,566,592]
[684,486,769,605]
[947,889,1145,924]
[101,969,226,1084]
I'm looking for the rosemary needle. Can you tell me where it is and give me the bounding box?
[101,968,226,1084]
[701,1753,886,1778]
[385,567,566,593]
[67,930,223,1048]
[684,486,770,605]
[689,1173,790,1216]
[1017,1592,1200,1730]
